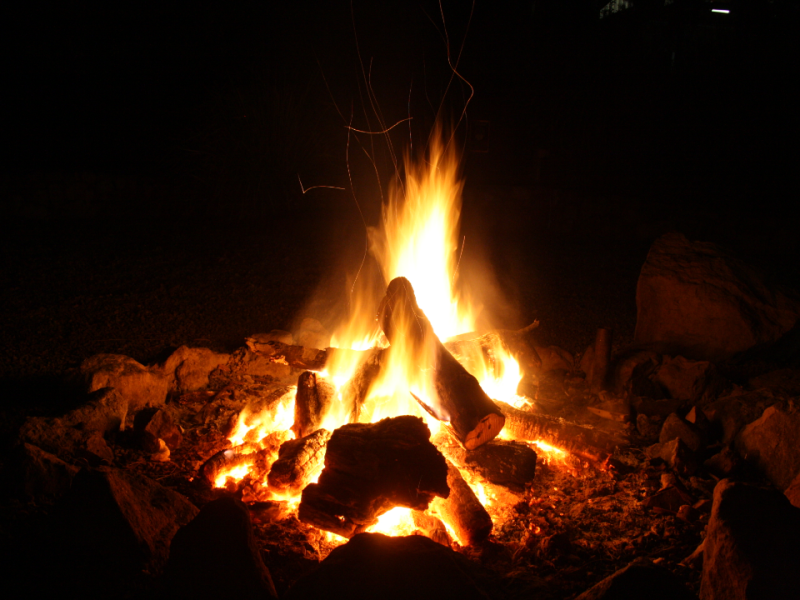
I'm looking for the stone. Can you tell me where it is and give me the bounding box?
[785,472,800,509]
[642,485,694,514]
[575,561,697,600]
[736,400,800,490]
[652,355,726,402]
[81,353,169,412]
[534,345,574,373]
[700,479,800,600]
[285,533,492,600]
[701,388,779,444]
[160,345,229,392]
[245,330,294,352]
[580,344,595,379]
[134,408,182,452]
[221,347,299,385]
[634,232,800,362]
[704,446,743,479]
[164,496,277,600]
[611,349,664,397]
[295,317,330,350]
[10,443,79,502]
[647,438,699,476]
[60,466,198,575]
[636,413,660,441]
[659,413,705,453]
[18,387,128,463]
[747,368,800,396]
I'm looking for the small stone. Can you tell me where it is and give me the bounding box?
[659,413,705,453]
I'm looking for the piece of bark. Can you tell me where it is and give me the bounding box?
[293,372,336,438]
[267,429,331,495]
[298,415,449,538]
[431,459,493,546]
[377,277,505,450]
[495,401,621,463]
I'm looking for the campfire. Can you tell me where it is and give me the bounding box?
[14,127,800,600]
[197,131,587,547]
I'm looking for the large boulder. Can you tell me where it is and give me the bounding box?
[575,561,697,600]
[285,533,492,600]
[81,353,169,412]
[164,496,277,600]
[700,388,780,444]
[651,355,727,403]
[634,233,800,362]
[700,479,800,600]
[736,400,800,490]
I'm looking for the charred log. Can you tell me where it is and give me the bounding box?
[293,372,336,439]
[200,444,259,487]
[431,459,493,546]
[464,440,538,493]
[495,401,622,464]
[267,429,331,495]
[378,277,505,450]
[298,415,449,538]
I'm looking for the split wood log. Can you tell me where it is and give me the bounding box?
[464,440,538,493]
[495,401,623,464]
[267,429,331,495]
[444,324,543,379]
[377,277,505,450]
[293,372,336,439]
[298,415,449,538]
[590,327,612,393]
[430,459,493,546]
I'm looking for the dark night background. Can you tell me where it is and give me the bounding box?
[2,0,799,400]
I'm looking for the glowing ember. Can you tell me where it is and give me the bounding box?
[214,462,254,489]
[366,507,417,537]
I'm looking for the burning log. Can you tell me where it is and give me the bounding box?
[200,444,258,487]
[340,348,387,422]
[293,372,336,438]
[298,415,449,538]
[431,459,493,546]
[267,429,331,495]
[495,401,621,463]
[463,440,538,493]
[378,277,505,450]
[444,322,542,379]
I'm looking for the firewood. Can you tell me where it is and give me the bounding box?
[444,324,542,379]
[267,429,331,495]
[464,440,538,492]
[340,348,387,422]
[495,401,621,464]
[297,415,449,538]
[590,328,612,392]
[377,277,505,450]
[200,444,259,486]
[431,459,493,546]
[293,372,336,439]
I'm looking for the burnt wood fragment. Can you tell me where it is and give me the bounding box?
[298,415,449,538]
[293,372,336,438]
[464,440,538,493]
[377,277,505,449]
[267,429,331,495]
[431,459,493,546]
